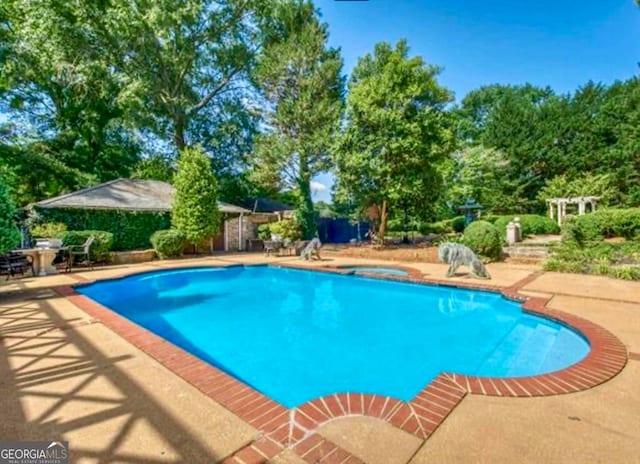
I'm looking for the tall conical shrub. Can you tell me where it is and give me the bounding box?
[171,146,220,251]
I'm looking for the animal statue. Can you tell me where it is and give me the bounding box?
[438,242,491,280]
[300,237,322,261]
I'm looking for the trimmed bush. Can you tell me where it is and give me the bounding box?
[150,229,185,259]
[561,208,640,244]
[463,220,502,259]
[30,222,67,238]
[34,207,171,251]
[493,214,560,237]
[59,230,114,262]
[451,216,465,233]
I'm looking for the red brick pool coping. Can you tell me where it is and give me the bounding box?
[54,263,627,462]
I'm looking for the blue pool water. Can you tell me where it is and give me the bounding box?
[78,266,589,407]
[342,266,409,276]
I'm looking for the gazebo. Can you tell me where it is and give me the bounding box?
[547,196,600,226]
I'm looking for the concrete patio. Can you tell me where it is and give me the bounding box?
[1,254,638,463]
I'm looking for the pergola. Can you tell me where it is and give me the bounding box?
[547,196,600,226]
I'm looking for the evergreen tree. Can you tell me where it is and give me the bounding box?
[252,0,344,238]
[171,147,220,251]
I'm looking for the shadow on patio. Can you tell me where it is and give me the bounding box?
[0,290,256,463]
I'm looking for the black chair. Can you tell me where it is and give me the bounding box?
[0,253,35,280]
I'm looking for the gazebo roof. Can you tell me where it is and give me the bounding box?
[34,179,250,214]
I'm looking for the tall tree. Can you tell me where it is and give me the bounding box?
[0,178,20,253]
[172,146,220,251]
[251,0,344,238]
[0,0,140,199]
[104,0,267,152]
[334,40,455,240]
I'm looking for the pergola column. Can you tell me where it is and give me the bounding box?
[578,200,585,215]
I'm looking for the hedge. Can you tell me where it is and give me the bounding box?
[420,216,465,235]
[34,207,171,251]
[463,220,502,259]
[58,230,114,262]
[562,208,640,245]
[493,214,560,237]
[150,229,185,259]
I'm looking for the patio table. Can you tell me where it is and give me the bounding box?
[15,247,66,276]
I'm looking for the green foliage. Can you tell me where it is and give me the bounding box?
[131,155,175,183]
[252,0,344,239]
[0,179,20,253]
[463,220,502,259]
[440,146,522,213]
[171,146,220,245]
[59,230,114,262]
[1,1,141,202]
[150,229,185,259]
[30,222,67,238]
[454,79,640,210]
[420,216,465,235]
[257,224,272,240]
[537,173,617,206]
[334,40,455,239]
[561,208,640,245]
[257,220,301,241]
[492,214,560,236]
[34,207,170,250]
[545,241,640,281]
[452,216,466,233]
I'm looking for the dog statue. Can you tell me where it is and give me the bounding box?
[438,242,491,280]
[300,237,322,261]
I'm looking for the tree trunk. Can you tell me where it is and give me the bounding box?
[174,116,187,152]
[297,159,317,239]
[377,199,388,246]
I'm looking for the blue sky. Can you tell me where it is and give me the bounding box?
[311,0,640,202]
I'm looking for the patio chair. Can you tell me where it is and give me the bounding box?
[263,240,282,257]
[66,236,95,271]
[0,253,35,280]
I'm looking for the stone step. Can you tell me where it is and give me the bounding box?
[504,246,550,259]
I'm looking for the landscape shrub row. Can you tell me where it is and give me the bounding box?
[58,230,114,262]
[489,214,560,236]
[561,208,640,244]
[544,241,640,281]
[34,207,171,250]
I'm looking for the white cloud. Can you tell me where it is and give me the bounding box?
[310,180,327,192]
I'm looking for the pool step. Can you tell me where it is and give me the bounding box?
[538,327,587,374]
[477,322,560,377]
[505,324,558,376]
[477,323,536,376]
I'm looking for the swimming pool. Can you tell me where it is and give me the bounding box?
[78,265,590,408]
[341,266,409,276]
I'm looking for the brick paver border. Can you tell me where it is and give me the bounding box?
[54,262,628,462]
